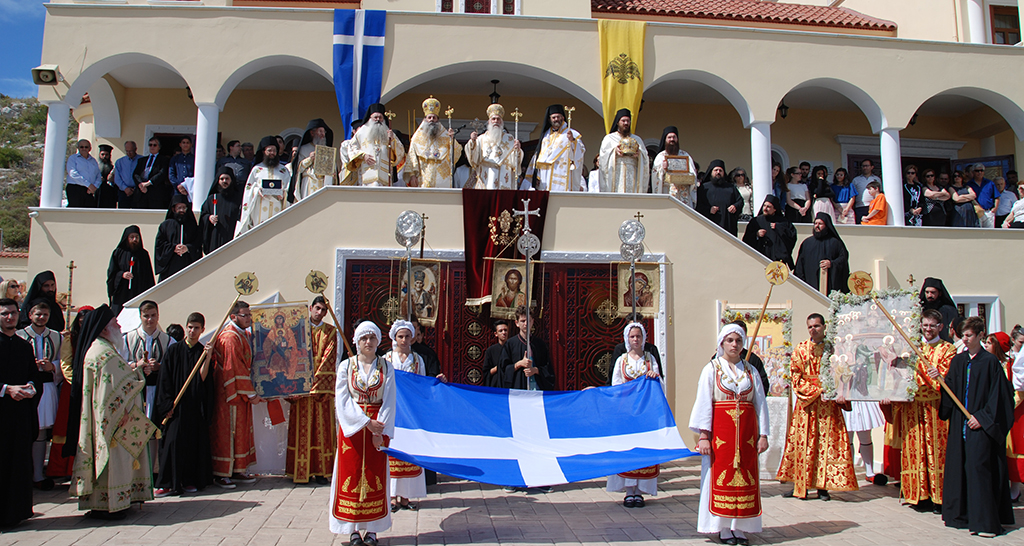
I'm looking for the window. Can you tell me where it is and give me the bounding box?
[438,0,518,14]
[991,6,1020,45]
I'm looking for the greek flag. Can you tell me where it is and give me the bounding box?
[387,372,695,488]
[333,9,386,138]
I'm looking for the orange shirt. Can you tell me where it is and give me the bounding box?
[863,193,888,225]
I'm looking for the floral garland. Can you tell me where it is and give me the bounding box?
[820,288,922,401]
[720,305,793,395]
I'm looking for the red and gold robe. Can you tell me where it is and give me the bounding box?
[1006,359,1024,482]
[210,322,257,477]
[896,339,954,504]
[286,321,338,483]
[777,339,858,497]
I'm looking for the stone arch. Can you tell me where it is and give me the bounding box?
[214,55,333,109]
[779,78,887,133]
[65,52,185,109]
[644,70,753,128]
[911,86,1024,140]
[380,60,603,116]
[86,76,121,139]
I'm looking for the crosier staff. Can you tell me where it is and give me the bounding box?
[304,270,356,359]
[385,110,397,185]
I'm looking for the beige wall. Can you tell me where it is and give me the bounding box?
[803,0,962,42]
[0,256,29,285]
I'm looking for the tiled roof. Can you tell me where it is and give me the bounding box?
[0,251,29,258]
[592,0,897,32]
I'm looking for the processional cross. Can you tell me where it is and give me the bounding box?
[514,199,541,361]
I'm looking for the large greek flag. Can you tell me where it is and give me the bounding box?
[387,372,695,488]
[333,9,386,138]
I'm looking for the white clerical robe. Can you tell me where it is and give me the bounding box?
[606,351,665,496]
[236,163,291,237]
[524,127,586,192]
[598,133,650,193]
[688,359,770,534]
[407,131,463,189]
[652,150,698,207]
[339,131,407,187]
[296,143,339,200]
[466,133,523,190]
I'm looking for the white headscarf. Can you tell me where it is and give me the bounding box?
[389,319,416,341]
[622,321,647,348]
[717,323,748,359]
[353,320,381,346]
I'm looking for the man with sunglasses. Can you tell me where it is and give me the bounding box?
[64,139,101,208]
[133,138,172,209]
[968,163,998,228]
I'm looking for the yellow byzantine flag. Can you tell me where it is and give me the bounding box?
[598,19,646,133]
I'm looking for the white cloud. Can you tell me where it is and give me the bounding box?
[0,78,39,99]
[0,0,46,21]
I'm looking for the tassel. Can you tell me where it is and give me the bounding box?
[110,439,118,449]
[133,459,141,470]
[155,429,162,440]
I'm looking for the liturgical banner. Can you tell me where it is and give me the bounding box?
[598,19,646,133]
[462,188,549,306]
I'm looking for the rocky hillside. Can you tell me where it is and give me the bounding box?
[0,96,78,250]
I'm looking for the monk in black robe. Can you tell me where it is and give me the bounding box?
[483,320,511,388]
[154,194,202,282]
[106,225,156,315]
[154,313,213,495]
[701,159,744,236]
[501,307,555,391]
[794,212,850,294]
[199,167,243,254]
[19,271,65,332]
[919,277,960,343]
[742,195,797,268]
[0,298,42,527]
[939,318,1015,536]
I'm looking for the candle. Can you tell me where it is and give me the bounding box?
[213,195,218,217]
[128,258,134,290]
[179,225,183,246]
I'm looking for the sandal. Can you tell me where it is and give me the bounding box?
[401,501,418,511]
[390,501,400,512]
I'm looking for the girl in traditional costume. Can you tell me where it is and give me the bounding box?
[689,324,769,545]
[384,320,426,512]
[606,322,664,508]
[330,321,395,546]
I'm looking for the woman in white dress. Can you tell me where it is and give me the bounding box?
[606,322,664,508]
[689,324,769,546]
[330,321,395,546]
[385,320,427,512]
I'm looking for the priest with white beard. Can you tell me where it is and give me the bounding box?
[236,136,291,237]
[288,118,339,202]
[523,104,586,192]
[339,103,406,187]
[466,104,522,190]
[651,126,698,207]
[598,108,650,193]
[407,97,462,188]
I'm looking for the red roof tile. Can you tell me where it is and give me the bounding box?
[0,251,29,258]
[592,0,897,32]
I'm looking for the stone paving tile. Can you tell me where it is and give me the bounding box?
[4,459,1024,545]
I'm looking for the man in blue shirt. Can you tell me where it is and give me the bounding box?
[65,139,101,208]
[113,141,140,209]
[169,136,196,202]
[216,140,252,181]
[968,163,998,228]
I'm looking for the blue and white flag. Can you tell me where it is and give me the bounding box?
[386,372,696,488]
[333,9,386,139]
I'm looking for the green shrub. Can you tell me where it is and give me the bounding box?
[0,147,24,168]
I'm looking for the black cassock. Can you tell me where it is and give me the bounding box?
[0,332,41,527]
[704,183,744,236]
[199,176,242,255]
[482,342,506,388]
[794,214,850,294]
[501,334,555,391]
[939,350,1015,534]
[154,204,202,282]
[412,341,441,378]
[154,340,214,491]
[18,271,65,332]
[742,213,797,269]
[106,226,156,314]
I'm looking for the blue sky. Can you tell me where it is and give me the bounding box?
[1,0,47,98]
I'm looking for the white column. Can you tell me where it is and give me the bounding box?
[40,102,71,208]
[967,0,987,44]
[880,128,905,227]
[1018,0,1024,44]
[193,103,220,212]
[749,121,772,212]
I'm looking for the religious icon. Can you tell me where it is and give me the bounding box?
[822,291,920,402]
[249,302,312,399]
[398,259,441,327]
[663,154,696,187]
[313,144,337,177]
[719,302,793,397]
[617,263,660,318]
[490,258,534,320]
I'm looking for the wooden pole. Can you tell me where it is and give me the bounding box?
[746,284,774,355]
[871,294,972,419]
[818,267,828,295]
[321,295,355,359]
[162,293,241,425]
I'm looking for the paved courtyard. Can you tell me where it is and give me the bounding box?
[3,459,1022,546]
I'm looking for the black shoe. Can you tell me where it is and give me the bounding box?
[782,490,805,500]
[314,476,330,485]
[911,499,934,512]
[720,534,738,545]
[623,495,635,508]
[633,495,645,507]
[34,478,55,491]
[817,489,831,501]
[85,510,127,521]
[348,534,365,546]
[932,503,942,514]
[363,534,378,546]
[872,474,888,486]
[734,535,750,545]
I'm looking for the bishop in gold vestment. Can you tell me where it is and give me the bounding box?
[407,97,462,188]
[466,104,522,190]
